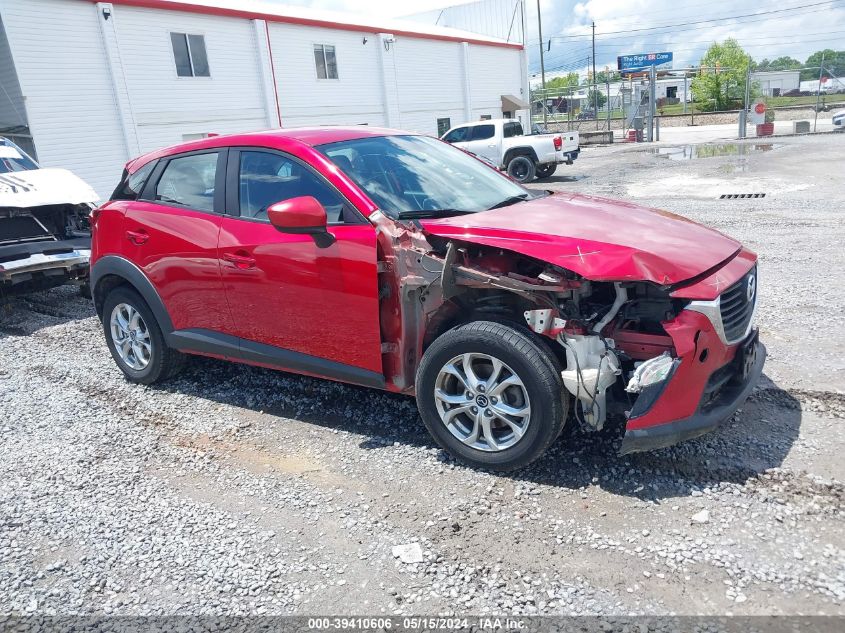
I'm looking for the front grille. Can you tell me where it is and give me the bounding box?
[720,267,756,343]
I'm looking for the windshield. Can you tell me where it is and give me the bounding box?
[317,135,532,218]
[0,139,38,174]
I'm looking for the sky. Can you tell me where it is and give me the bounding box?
[270,0,845,80]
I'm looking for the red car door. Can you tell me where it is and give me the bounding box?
[124,150,229,333]
[217,148,383,382]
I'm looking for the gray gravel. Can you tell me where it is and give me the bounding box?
[1,134,843,616]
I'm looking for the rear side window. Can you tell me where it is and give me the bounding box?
[111,161,156,201]
[155,152,218,212]
[470,125,495,141]
[442,127,469,143]
[503,122,524,138]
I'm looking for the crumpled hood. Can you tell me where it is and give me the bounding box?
[0,168,99,208]
[420,192,741,285]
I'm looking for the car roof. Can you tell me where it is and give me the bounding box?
[128,126,411,171]
[452,119,517,128]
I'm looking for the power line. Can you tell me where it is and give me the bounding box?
[525,0,844,45]
[589,29,845,48]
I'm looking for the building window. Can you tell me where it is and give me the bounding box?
[314,44,338,79]
[436,118,451,136]
[171,33,210,77]
[480,114,492,120]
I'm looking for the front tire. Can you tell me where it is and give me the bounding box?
[102,286,185,385]
[416,321,566,471]
[506,155,536,183]
[535,163,557,179]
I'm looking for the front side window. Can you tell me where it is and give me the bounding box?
[238,151,345,222]
[313,44,338,79]
[442,127,469,143]
[470,125,495,141]
[155,152,218,212]
[171,33,210,77]
[318,135,529,218]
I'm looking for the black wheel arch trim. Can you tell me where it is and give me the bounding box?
[503,147,539,165]
[91,256,174,335]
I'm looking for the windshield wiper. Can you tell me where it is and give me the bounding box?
[487,193,531,210]
[396,209,476,219]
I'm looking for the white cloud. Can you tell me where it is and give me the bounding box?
[265,0,844,75]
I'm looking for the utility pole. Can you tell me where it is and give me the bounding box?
[591,21,597,115]
[740,58,752,138]
[814,51,825,132]
[537,0,547,127]
[647,65,656,142]
[606,72,611,131]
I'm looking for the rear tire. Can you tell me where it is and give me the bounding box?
[102,286,185,385]
[416,321,566,472]
[506,155,536,183]
[535,163,557,179]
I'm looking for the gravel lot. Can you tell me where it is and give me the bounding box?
[1,134,843,617]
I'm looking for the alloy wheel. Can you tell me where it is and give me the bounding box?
[433,353,531,452]
[110,303,152,371]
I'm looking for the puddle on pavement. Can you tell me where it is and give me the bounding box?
[651,143,781,161]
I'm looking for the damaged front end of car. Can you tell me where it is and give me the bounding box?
[0,167,97,295]
[376,217,765,454]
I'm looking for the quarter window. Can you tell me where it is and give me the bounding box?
[171,33,210,77]
[314,44,338,79]
[112,161,156,201]
[155,152,218,212]
[238,151,345,223]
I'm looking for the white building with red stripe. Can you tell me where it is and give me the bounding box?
[0,0,529,197]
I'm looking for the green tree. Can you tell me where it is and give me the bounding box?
[587,89,607,109]
[691,39,754,110]
[594,69,621,84]
[801,49,845,81]
[756,56,801,71]
[544,72,579,92]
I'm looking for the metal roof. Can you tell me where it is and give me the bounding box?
[95,0,523,49]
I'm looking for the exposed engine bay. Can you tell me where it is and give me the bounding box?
[376,217,687,429]
[0,164,97,294]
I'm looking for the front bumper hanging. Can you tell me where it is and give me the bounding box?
[620,331,766,454]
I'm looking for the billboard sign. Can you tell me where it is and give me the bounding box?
[617,52,673,72]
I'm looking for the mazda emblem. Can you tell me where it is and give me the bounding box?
[746,274,756,303]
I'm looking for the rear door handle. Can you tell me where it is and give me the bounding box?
[126,229,149,245]
[221,251,257,270]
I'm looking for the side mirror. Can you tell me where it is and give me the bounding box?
[267,196,335,248]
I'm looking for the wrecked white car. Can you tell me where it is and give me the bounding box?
[0,138,97,295]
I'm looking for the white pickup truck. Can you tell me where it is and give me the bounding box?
[441,118,579,183]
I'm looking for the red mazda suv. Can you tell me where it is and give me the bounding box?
[90,127,764,471]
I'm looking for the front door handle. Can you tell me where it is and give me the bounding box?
[221,251,257,270]
[126,229,149,245]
